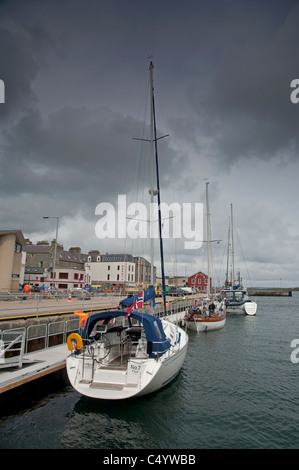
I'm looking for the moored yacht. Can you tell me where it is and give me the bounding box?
[66,60,188,399]
[66,309,188,399]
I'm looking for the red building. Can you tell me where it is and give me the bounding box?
[188,271,211,293]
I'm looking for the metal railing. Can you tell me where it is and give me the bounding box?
[0,292,197,315]
[9,317,81,354]
[0,328,26,368]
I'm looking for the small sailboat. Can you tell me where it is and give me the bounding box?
[185,300,226,332]
[66,61,188,399]
[220,205,257,315]
[185,182,226,332]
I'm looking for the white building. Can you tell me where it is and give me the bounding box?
[85,252,136,287]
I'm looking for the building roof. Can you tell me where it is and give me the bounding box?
[23,242,88,265]
[59,250,87,264]
[25,267,45,274]
[23,244,51,254]
[97,254,135,263]
[0,230,26,246]
[189,271,208,278]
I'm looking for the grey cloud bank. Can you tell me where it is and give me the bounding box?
[1,0,299,286]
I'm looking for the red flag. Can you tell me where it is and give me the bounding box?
[126,291,144,317]
[136,290,144,309]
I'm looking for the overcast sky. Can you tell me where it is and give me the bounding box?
[1,0,299,287]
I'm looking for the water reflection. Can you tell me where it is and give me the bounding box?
[61,375,185,449]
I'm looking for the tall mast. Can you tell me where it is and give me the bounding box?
[206,182,211,298]
[149,62,155,288]
[150,61,167,314]
[231,204,235,289]
[225,217,230,287]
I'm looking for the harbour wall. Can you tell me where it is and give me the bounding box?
[248,289,292,297]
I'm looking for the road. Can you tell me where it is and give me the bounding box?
[0,293,197,319]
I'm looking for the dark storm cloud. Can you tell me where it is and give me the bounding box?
[181,1,299,167]
[1,0,299,284]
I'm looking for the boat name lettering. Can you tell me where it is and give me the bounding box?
[130,363,141,373]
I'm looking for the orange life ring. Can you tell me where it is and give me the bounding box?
[67,333,83,351]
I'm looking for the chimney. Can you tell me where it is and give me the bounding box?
[69,247,82,257]
[88,250,100,255]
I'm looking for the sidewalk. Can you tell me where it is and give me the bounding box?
[0,294,122,319]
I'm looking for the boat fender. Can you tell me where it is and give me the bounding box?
[67,333,83,351]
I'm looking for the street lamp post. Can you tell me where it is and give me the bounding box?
[43,216,59,288]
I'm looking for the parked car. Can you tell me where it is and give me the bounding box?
[83,286,93,292]
[70,288,92,299]
[180,287,193,295]
[167,287,187,297]
[30,286,40,292]
[45,286,64,295]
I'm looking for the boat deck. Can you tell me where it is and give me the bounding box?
[98,354,130,370]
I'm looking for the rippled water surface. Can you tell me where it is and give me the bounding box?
[1,293,299,449]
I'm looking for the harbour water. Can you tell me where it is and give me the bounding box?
[0,292,299,449]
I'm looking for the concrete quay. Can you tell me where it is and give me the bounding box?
[0,294,123,320]
[247,289,292,297]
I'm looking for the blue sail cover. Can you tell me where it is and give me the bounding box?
[120,285,155,308]
[82,310,170,357]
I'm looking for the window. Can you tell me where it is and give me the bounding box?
[117,274,119,281]
[74,273,78,280]
[108,265,110,270]
[14,242,22,253]
[58,284,67,289]
[117,265,120,270]
[153,321,162,339]
[107,274,110,281]
[59,272,68,279]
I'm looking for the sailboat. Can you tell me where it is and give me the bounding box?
[185,182,226,332]
[220,204,257,315]
[66,61,188,399]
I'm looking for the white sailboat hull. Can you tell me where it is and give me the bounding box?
[185,316,226,332]
[66,323,188,400]
[225,301,257,315]
[243,301,257,315]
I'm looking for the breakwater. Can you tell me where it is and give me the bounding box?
[248,289,292,297]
